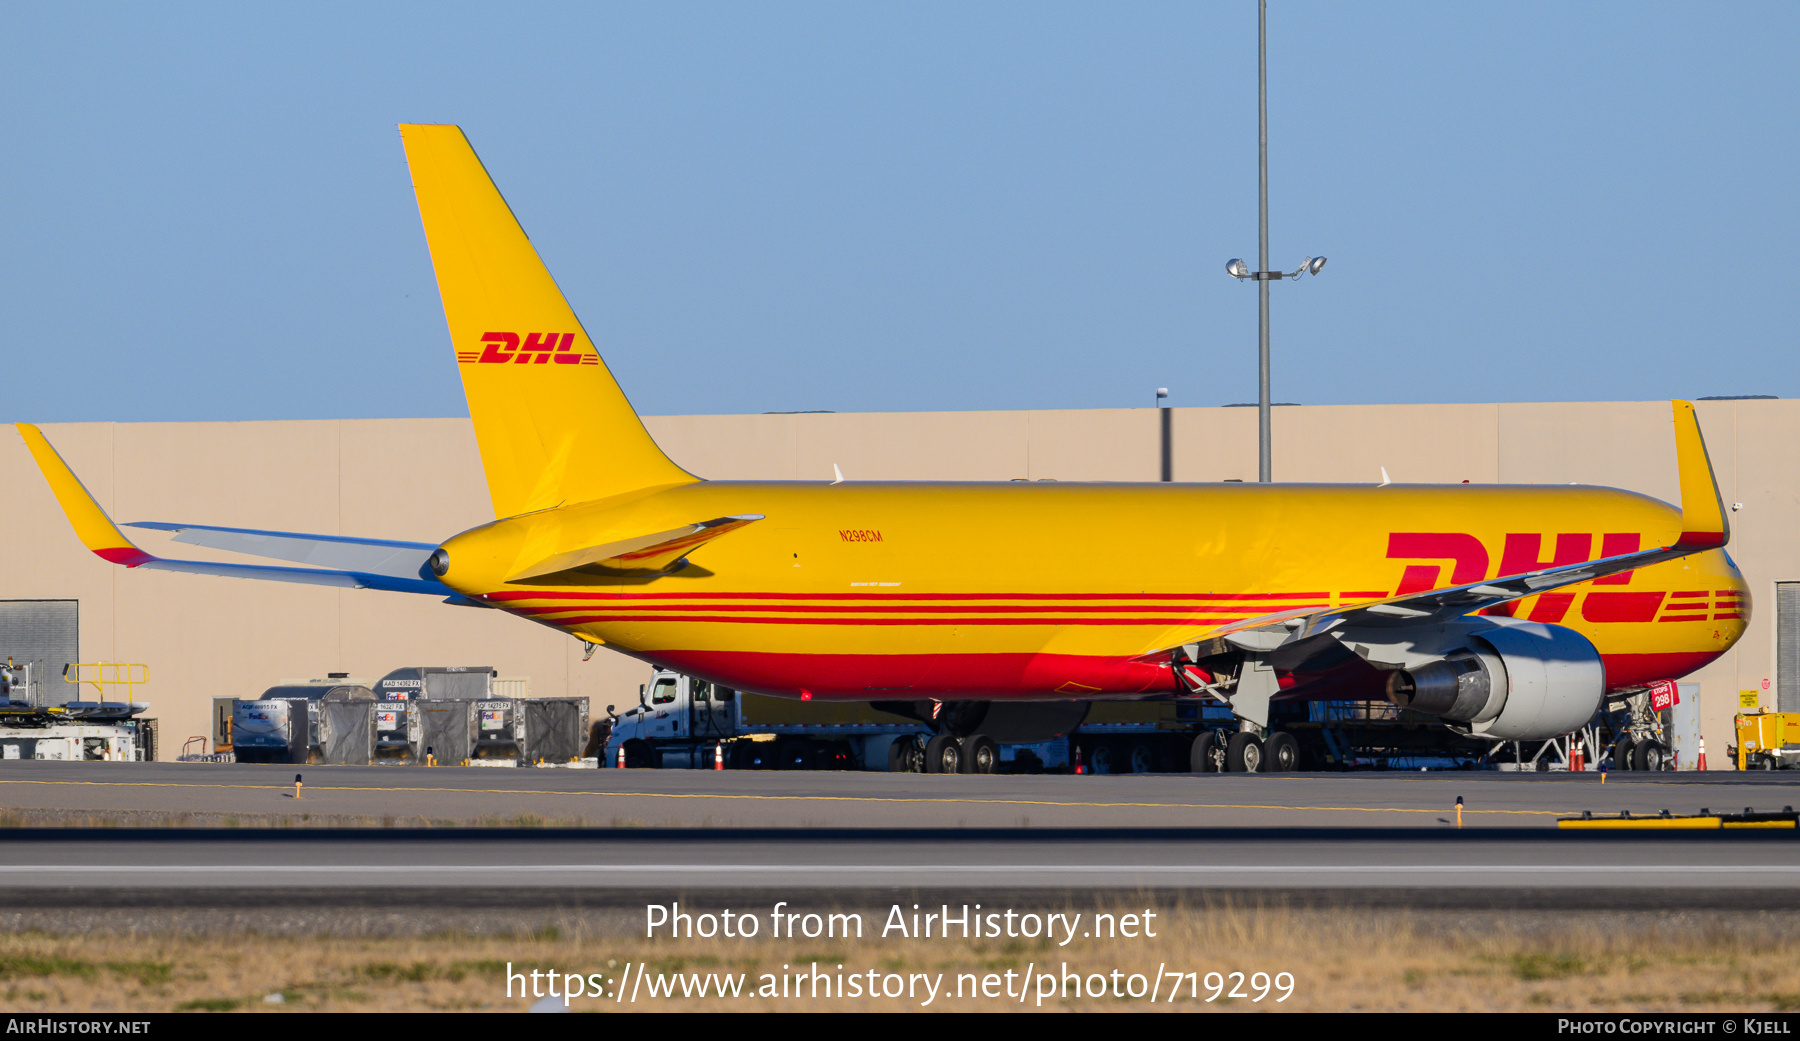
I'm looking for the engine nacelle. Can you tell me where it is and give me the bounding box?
[1383,619,1606,742]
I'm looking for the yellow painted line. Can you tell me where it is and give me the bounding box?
[0,778,1561,816]
[1558,818,1722,830]
[1723,820,1797,830]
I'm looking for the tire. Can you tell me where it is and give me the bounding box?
[809,742,850,770]
[924,734,961,774]
[1263,732,1300,773]
[1190,731,1226,773]
[775,738,811,770]
[1127,743,1155,774]
[887,738,911,773]
[622,739,653,769]
[1226,732,1263,773]
[1760,754,1777,771]
[1087,742,1115,775]
[961,735,998,775]
[1611,736,1636,771]
[1633,739,1665,772]
[1189,732,1214,773]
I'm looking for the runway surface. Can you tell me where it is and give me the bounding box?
[5,764,1799,911]
[0,827,1795,894]
[5,761,1798,829]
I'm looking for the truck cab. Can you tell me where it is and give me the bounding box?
[610,670,738,768]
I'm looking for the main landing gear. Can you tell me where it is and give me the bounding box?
[1188,728,1300,773]
[907,733,1000,775]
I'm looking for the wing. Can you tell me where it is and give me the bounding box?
[1148,399,1729,656]
[16,424,456,597]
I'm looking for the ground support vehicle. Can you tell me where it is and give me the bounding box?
[1,660,158,762]
[0,705,155,762]
[1736,711,1800,770]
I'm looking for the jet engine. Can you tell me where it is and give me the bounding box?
[1382,620,1606,742]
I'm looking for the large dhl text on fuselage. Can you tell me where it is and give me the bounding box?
[440,481,1749,701]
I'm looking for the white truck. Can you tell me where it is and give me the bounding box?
[603,668,1218,773]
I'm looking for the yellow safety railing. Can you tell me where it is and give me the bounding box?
[62,662,150,708]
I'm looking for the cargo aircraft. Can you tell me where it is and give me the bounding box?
[17,125,1748,771]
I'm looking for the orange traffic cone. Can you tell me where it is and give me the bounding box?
[715,741,725,770]
[616,745,627,769]
[1698,737,1707,772]
[1572,737,1584,772]
[1073,745,1085,775]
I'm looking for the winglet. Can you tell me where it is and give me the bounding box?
[1672,400,1728,550]
[14,424,155,566]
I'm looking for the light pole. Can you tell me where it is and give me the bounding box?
[1226,0,1326,483]
[1157,388,1171,482]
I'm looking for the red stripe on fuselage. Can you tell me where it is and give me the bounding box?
[617,647,1726,702]
[532,613,1268,627]
[479,589,1333,603]
[506,602,1327,616]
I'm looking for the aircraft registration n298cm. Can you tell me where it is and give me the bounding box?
[17,125,1748,770]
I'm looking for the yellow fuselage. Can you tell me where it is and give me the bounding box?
[436,480,1749,702]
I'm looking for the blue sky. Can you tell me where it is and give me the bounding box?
[2,2,1795,421]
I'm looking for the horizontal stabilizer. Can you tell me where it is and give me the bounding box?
[127,522,437,581]
[507,515,764,582]
[15,424,454,596]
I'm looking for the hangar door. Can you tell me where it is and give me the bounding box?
[0,600,78,707]
[1780,584,1800,713]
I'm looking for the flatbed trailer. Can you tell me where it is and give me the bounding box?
[600,668,1547,774]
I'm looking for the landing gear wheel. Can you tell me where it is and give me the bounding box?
[1225,732,1263,773]
[1087,742,1115,775]
[1633,739,1665,772]
[1189,732,1217,773]
[924,734,961,774]
[888,738,920,773]
[1262,732,1299,772]
[961,735,998,775]
[1611,736,1636,771]
[1128,743,1155,774]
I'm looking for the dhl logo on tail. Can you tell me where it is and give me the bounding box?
[455,331,600,366]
